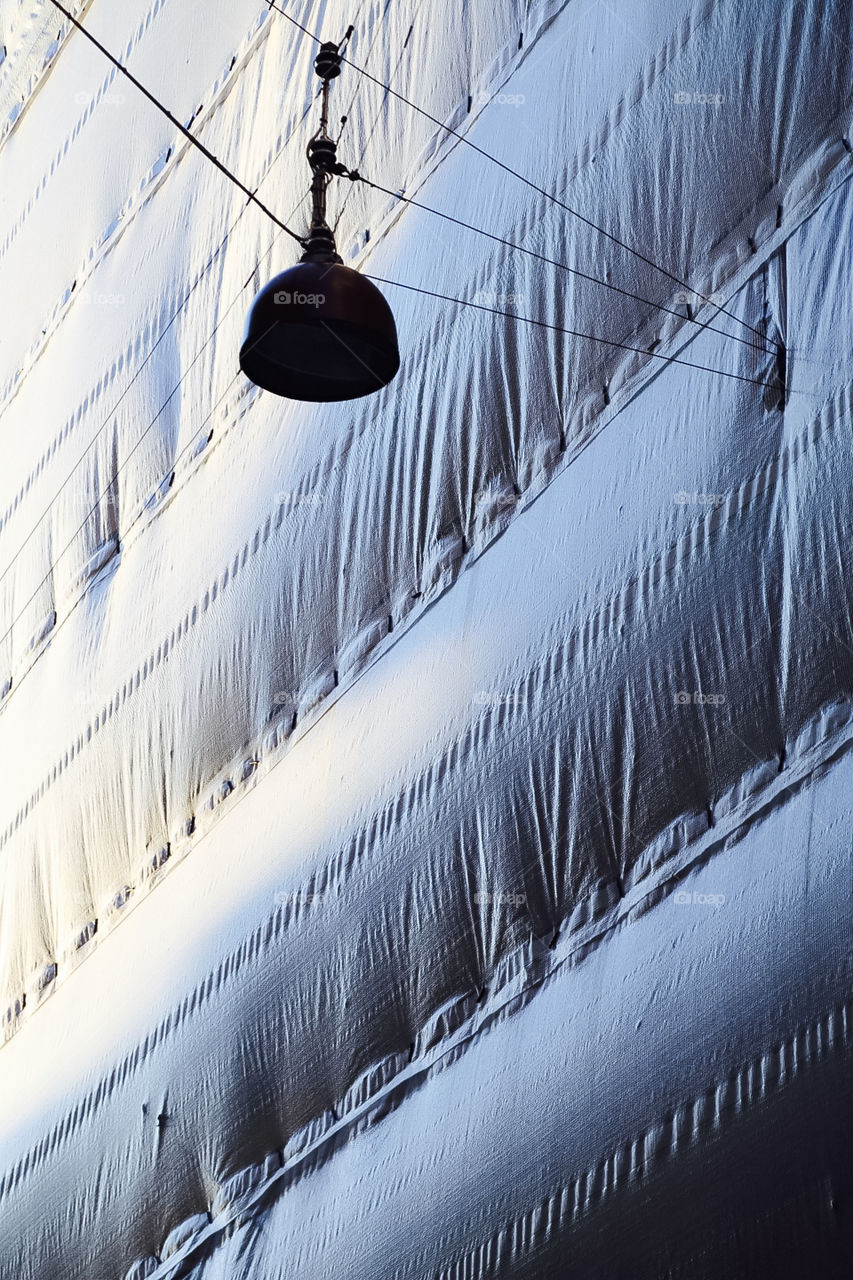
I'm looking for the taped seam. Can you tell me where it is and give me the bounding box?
[4,144,851,695]
[2,375,852,1027]
[139,996,853,1279]
[3,364,851,859]
[2,691,852,1206]
[0,5,273,417]
[430,1001,852,1280]
[0,0,97,153]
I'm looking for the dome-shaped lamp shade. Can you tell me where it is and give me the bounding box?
[240,260,400,402]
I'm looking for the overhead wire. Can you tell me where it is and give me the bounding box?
[267,0,780,353]
[0,55,321,588]
[358,274,781,389]
[331,8,419,233]
[0,259,783,670]
[0,225,316,655]
[45,0,780,361]
[0,4,815,1036]
[45,0,305,245]
[39,0,782,387]
[348,172,779,358]
[2,5,785,684]
[4,0,778,591]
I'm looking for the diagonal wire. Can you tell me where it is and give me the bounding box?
[0,60,320,587]
[45,0,305,245]
[363,272,788,390]
[268,0,781,353]
[332,9,419,233]
[1,5,784,669]
[349,172,779,357]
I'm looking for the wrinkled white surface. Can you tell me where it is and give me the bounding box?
[0,0,852,1276]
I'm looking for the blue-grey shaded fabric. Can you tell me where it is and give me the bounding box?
[0,1,851,1276]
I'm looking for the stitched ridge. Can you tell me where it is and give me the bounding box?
[2,362,849,863]
[4,128,850,696]
[0,12,325,532]
[132,980,853,1278]
[0,0,97,153]
[0,4,273,417]
[1,364,851,1035]
[1,0,834,468]
[2,0,852,1056]
[429,1001,852,1280]
[0,0,170,258]
[3,16,849,677]
[2,0,561,418]
[1,686,851,1212]
[0,248,224,542]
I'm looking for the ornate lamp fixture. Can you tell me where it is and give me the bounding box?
[240,35,400,402]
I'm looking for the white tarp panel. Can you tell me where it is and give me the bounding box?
[0,0,851,1276]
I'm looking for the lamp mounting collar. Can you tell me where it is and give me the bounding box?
[301,26,354,264]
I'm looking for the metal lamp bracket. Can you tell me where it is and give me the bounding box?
[301,28,354,263]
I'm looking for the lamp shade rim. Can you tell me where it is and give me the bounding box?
[240,261,400,401]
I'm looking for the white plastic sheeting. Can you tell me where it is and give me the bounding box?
[0,0,851,1276]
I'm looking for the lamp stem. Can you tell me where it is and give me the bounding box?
[301,44,346,263]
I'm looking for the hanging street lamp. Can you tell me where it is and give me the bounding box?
[240,36,400,402]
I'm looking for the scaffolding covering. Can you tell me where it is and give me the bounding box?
[0,1,851,1275]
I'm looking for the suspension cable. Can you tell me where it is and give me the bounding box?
[360,273,784,389]
[267,0,779,352]
[45,0,306,245]
[348,172,778,357]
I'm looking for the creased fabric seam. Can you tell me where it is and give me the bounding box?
[2,689,851,1203]
[2,364,850,858]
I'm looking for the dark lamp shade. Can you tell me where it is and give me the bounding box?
[239,261,400,402]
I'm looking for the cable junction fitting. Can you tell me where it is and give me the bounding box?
[301,29,354,263]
